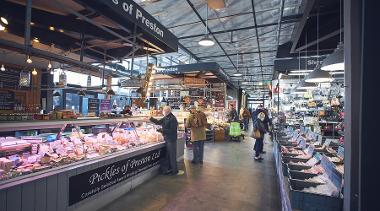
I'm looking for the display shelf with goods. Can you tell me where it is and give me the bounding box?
[274,126,344,211]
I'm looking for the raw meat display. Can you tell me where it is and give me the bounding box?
[0,124,164,182]
[303,165,325,174]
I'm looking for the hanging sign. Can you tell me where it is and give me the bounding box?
[100,99,111,112]
[69,147,164,205]
[96,0,178,51]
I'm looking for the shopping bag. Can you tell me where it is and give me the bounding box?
[264,133,271,143]
[251,129,261,139]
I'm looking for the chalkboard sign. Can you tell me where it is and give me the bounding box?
[0,69,31,89]
[0,90,15,110]
[88,98,99,113]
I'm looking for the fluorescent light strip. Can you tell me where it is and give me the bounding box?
[330,71,345,75]
[288,73,309,76]
[290,70,313,73]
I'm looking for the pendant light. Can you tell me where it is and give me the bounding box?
[1,64,5,71]
[77,90,86,96]
[198,3,215,47]
[321,0,344,71]
[53,91,61,97]
[305,1,333,83]
[26,55,32,64]
[161,97,167,103]
[47,61,52,69]
[233,52,243,76]
[31,68,37,75]
[145,98,150,103]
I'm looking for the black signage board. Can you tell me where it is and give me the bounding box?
[88,98,99,113]
[92,0,178,52]
[156,62,221,75]
[69,147,165,205]
[274,56,327,73]
[0,90,15,110]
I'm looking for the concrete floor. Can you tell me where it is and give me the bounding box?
[99,135,281,211]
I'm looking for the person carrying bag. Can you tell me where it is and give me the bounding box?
[252,112,267,161]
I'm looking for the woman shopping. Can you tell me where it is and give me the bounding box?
[252,112,267,161]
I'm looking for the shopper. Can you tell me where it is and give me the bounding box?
[253,112,267,161]
[186,105,208,164]
[120,105,132,116]
[240,107,251,131]
[149,106,179,175]
[226,104,239,123]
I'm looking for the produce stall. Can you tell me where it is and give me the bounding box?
[0,117,184,211]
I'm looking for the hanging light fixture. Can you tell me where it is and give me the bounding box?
[321,0,344,71]
[321,43,344,71]
[293,89,308,94]
[0,64,5,71]
[305,67,334,83]
[305,1,333,83]
[53,91,61,97]
[233,52,243,76]
[161,97,167,103]
[77,90,86,96]
[31,68,37,75]
[50,69,54,75]
[47,61,52,69]
[198,3,215,46]
[0,17,8,25]
[106,88,115,95]
[297,80,317,90]
[26,55,32,64]
[145,98,150,103]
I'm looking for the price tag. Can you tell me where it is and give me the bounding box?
[298,137,307,149]
[314,152,322,161]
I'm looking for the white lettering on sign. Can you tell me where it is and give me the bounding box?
[110,0,164,38]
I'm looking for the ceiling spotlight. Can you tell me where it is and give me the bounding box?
[0,24,5,31]
[33,37,39,43]
[30,22,35,26]
[1,64,5,71]
[26,55,32,64]
[58,29,64,33]
[31,68,37,75]
[49,26,55,31]
[48,61,52,69]
[0,17,8,25]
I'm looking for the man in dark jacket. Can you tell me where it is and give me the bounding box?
[227,104,239,123]
[149,106,178,175]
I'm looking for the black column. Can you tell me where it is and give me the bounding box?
[357,0,380,210]
[345,0,380,210]
[344,0,361,210]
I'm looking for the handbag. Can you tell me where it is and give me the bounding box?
[251,128,261,139]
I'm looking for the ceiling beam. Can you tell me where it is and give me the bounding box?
[198,50,276,59]
[177,18,299,40]
[290,0,315,53]
[294,29,341,52]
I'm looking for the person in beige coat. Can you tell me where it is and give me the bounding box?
[186,105,208,164]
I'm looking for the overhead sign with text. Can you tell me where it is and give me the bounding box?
[69,147,164,205]
[94,0,178,52]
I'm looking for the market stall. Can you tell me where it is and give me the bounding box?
[0,117,186,211]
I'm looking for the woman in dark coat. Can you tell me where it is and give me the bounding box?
[253,112,267,160]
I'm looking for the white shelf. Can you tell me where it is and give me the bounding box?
[0,116,148,132]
